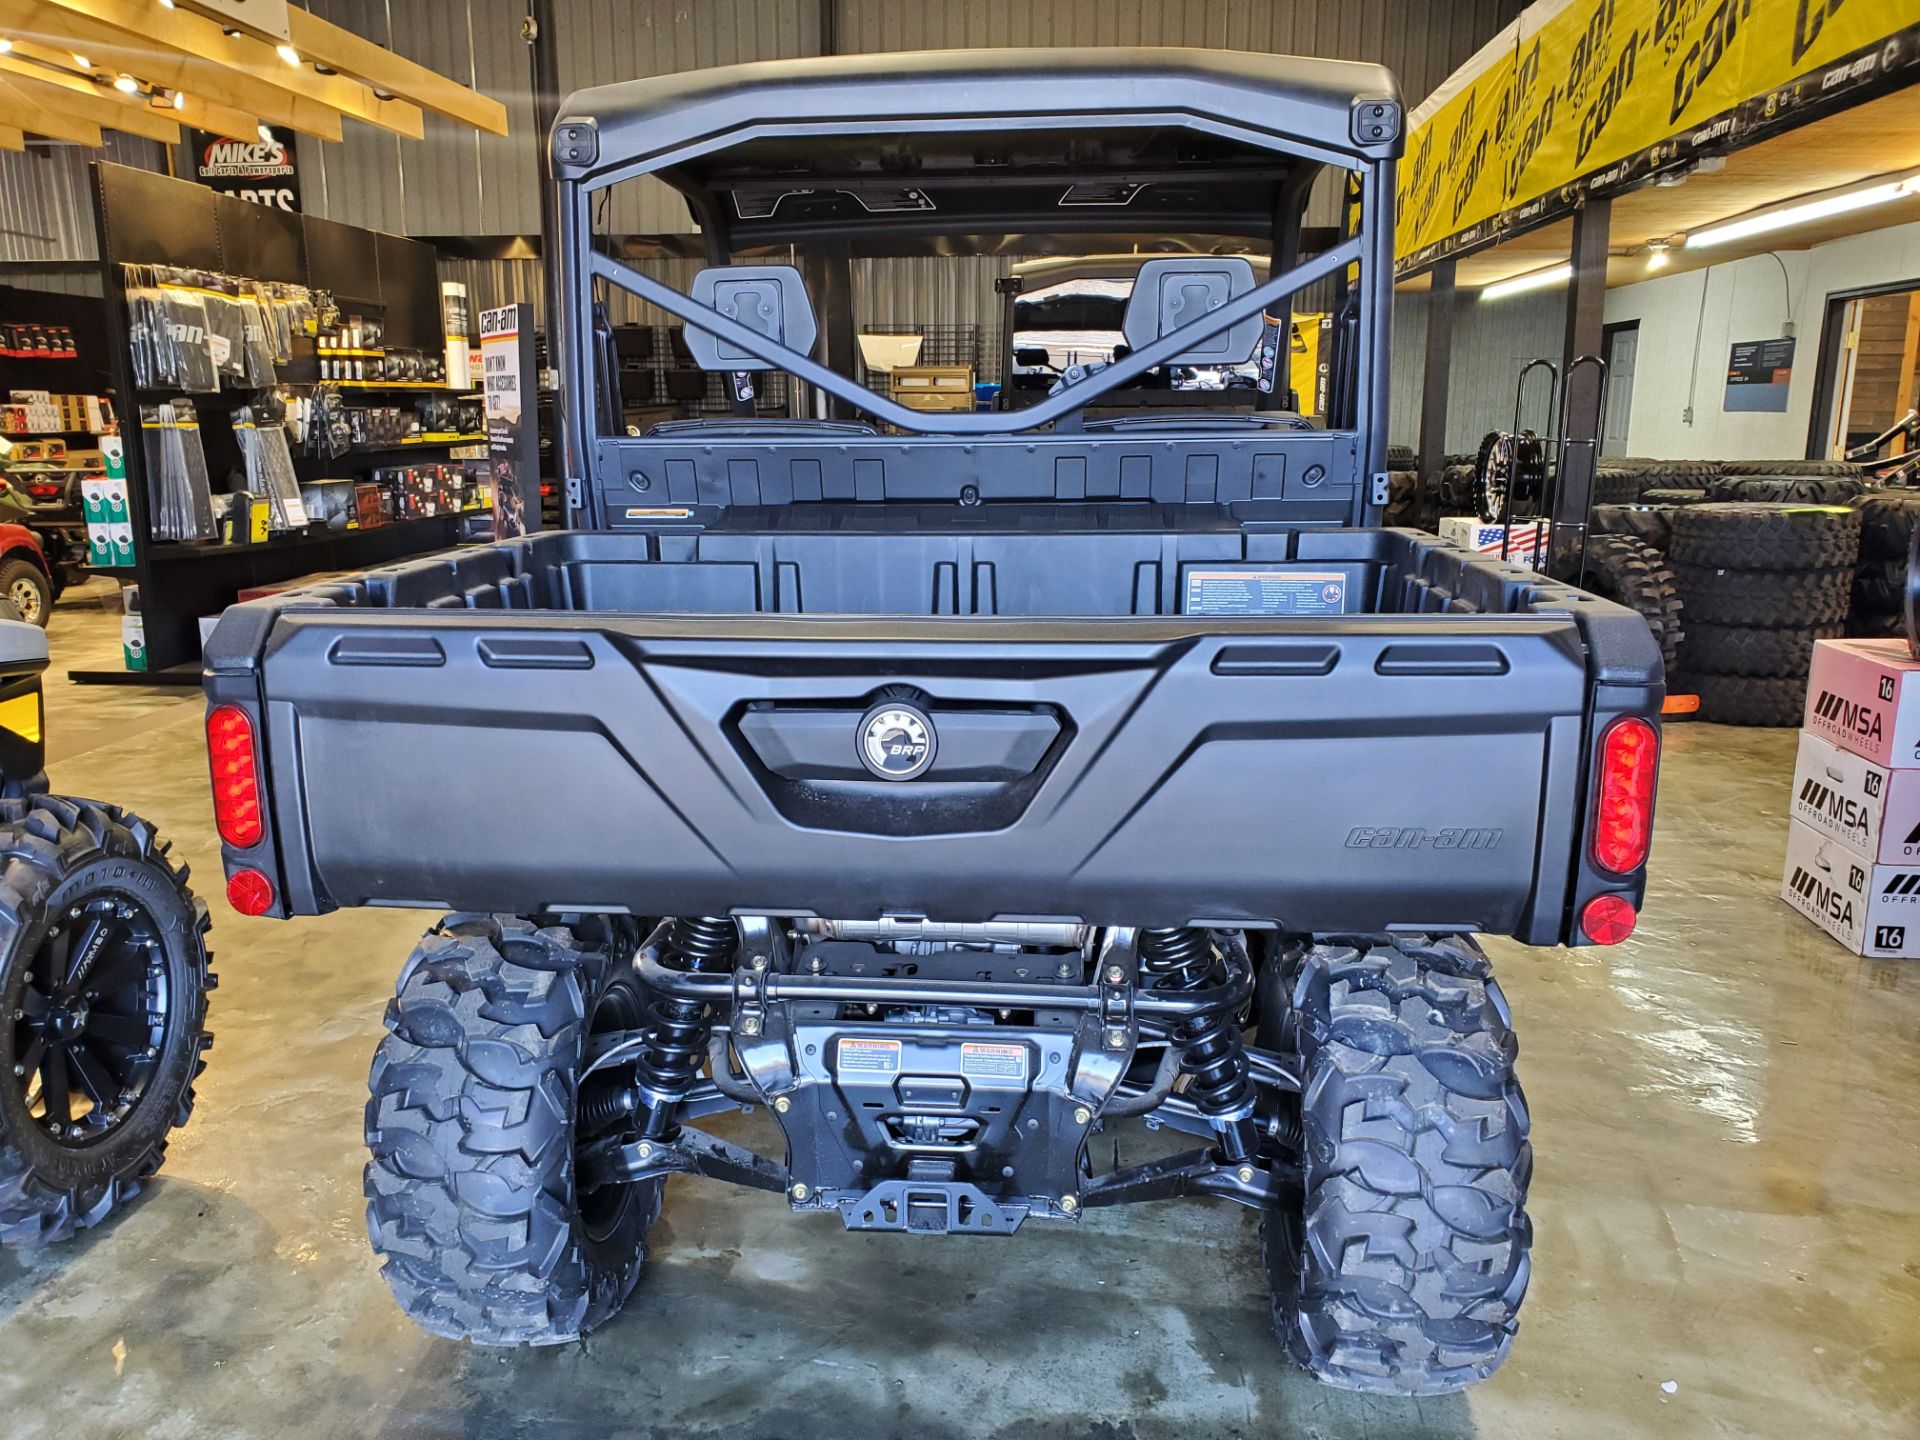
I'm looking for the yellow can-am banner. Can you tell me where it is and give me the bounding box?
[1398,0,1920,268]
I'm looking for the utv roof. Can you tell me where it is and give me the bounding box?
[554,48,1402,248]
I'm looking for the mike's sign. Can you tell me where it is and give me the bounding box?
[189,126,302,212]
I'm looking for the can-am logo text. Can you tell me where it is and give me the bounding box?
[1345,827,1503,851]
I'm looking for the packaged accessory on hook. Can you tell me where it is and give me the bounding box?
[187,271,249,386]
[305,383,352,460]
[237,292,279,386]
[130,264,219,392]
[234,400,309,532]
[139,399,217,541]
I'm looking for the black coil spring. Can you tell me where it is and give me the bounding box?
[634,916,737,1101]
[1139,927,1253,1120]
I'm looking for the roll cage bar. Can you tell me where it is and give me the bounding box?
[548,48,1403,527]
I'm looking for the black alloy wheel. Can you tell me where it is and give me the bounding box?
[11,892,172,1145]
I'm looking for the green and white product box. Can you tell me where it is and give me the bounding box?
[120,585,145,672]
[84,434,133,567]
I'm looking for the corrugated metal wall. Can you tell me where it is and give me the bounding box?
[292,0,1520,241]
[1389,286,1568,451]
[0,133,166,263]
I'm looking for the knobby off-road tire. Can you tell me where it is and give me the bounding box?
[1706,474,1865,505]
[365,913,663,1345]
[1684,622,1840,678]
[1639,488,1708,506]
[1260,934,1531,1396]
[1668,503,1861,570]
[1692,673,1808,727]
[1716,459,1862,478]
[1593,503,1677,552]
[1853,558,1907,615]
[0,559,50,629]
[1854,492,1920,561]
[0,797,213,1247]
[1592,468,1647,505]
[1672,563,1851,627]
[1581,535,1684,673]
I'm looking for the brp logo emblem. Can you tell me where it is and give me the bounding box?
[859,703,936,781]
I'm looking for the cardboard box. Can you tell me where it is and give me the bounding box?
[1438,516,1549,566]
[1789,729,1920,863]
[1802,637,1920,768]
[1781,818,1920,958]
[120,587,145,672]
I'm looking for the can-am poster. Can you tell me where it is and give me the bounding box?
[189,126,301,211]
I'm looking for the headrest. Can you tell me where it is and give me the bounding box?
[1121,257,1258,366]
[685,264,818,371]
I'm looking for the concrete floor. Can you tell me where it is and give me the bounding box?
[2,580,1917,1440]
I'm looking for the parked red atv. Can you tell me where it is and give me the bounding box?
[0,520,55,628]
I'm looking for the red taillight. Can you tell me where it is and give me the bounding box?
[227,868,274,915]
[1591,717,1658,874]
[1581,893,1636,945]
[207,704,263,848]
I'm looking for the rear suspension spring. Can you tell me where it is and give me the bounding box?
[1139,926,1258,1162]
[634,916,737,1136]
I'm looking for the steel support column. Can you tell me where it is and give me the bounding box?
[1417,258,1457,487]
[1554,195,1611,576]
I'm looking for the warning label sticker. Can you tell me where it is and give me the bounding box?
[1184,569,1347,617]
[959,1041,1029,1082]
[624,507,693,519]
[836,1037,902,1075]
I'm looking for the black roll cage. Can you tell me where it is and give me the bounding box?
[548,49,1402,528]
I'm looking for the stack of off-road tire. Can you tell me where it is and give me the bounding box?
[1671,501,1862,725]
[1847,491,1920,639]
[1382,469,1441,532]
[1579,534,1686,676]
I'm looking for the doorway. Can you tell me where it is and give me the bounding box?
[1601,320,1637,457]
[1812,281,1920,459]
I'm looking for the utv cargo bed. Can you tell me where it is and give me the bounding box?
[205,516,1659,942]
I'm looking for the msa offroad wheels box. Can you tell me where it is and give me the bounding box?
[1781,818,1920,959]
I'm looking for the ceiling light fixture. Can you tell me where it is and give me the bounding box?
[113,73,139,93]
[0,38,12,55]
[159,0,175,8]
[1645,240,1671,271]
[1479,263,1573,301]
[257,122,273,143]
[275,44,300,66]
[172,89,185,109]
[71,53,91,69]
[1686,175,1920,248]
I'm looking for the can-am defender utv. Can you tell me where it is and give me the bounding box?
[203,49,1662,1395]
